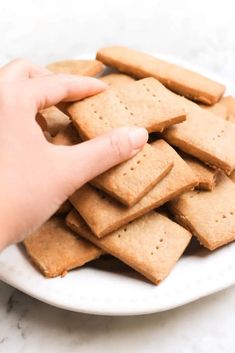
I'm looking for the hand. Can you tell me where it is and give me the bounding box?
[0,59,148,250]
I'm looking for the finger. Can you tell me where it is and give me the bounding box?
[27,73,108,111]
[52,126,148,195]
[0,58,51,81]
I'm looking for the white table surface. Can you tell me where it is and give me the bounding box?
[1,0,235,352]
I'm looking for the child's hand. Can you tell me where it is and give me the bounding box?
[0,59,148,250]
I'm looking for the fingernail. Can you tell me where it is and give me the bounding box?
[129,127,148,149]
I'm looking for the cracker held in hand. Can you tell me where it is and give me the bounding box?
[163,98,235,174]
[68,77,186,140]
[170,174,235,250]
[23,217,103,278]
[96,46,225,105]
[53,125,172,206]
[183,155,218,191]
[92,143,173,206]
[66,210,191,284]
[47,59,104,76]
[70,140,197,237]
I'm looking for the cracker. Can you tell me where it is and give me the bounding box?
[100,73,135,87]
[52,123,81,145]
[170,174,235,250]
[23,217,103,278]
[68,77,186,140]
[92,143,173,206]
[40,106,70,137]
[221,96,235,122]
[69,140,197,237]
[199,101,227,120]
[47,59,104,76]
[163,98,235,174]
[66,209,191,284]
[96,46,225,105]
[183,154,218,191]
[53,125,174,206]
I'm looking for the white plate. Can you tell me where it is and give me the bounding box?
[1,53,235,316]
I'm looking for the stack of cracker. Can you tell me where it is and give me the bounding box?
[24,46,235,284]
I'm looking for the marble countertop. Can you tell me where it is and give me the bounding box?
[1,0,235,352]
[1,282,235,353]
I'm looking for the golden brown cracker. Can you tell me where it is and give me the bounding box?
[70,140,197,237]
[92,143,173,206]
[47,59,104,76]
[68,77,186,140]
[66,209,191,284]
[23,217,103,278]
[163,98,235,174]
[170,174,235,250]
[96,46,225,105]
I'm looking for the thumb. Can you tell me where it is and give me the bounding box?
[52,126,148,195]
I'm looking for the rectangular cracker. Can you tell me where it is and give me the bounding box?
[96,46,225,105]
[68,77,186,140]
[199,101,228,120]
[100,73,135,88]
[66,209,191,284]
[170,173,235,250]
[183,154,218,191]
[163,97,235,174]
[23,217,103,278]
[47,59,104,76]
[92,143,173,206]
[69,140,197,237]
[53,124,173,206]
